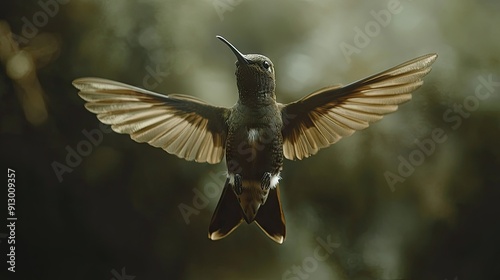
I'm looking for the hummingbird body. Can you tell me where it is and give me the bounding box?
[215,48,286,241]
[73,36,437,244]
[225,103,284,210]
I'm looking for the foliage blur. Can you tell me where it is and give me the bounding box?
[1,0,499,279]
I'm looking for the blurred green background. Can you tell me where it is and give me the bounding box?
[1,0,499,279]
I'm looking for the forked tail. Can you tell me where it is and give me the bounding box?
[208,179,286,244]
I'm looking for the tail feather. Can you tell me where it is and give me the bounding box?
[254,184,286,244]
[208,179,286,244]
[208,179,243,240]
[238,180,269,224]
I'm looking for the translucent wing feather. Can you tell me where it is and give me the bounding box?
[73,78,229,164]
[280,54,438,160]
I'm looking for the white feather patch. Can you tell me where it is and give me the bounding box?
[248,128,259,144]
[270,172,281,189]
[227,172,281,189]
[227,173,235,185]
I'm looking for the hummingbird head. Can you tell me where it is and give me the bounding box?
[217,36,276,106]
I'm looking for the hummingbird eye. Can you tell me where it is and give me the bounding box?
[262,61,272,72]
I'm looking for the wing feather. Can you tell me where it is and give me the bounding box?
[73,78,229,164]
[280,53,437,160]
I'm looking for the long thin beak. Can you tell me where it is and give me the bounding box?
[216,35,249,65]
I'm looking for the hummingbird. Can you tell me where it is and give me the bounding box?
[73,36,437,244]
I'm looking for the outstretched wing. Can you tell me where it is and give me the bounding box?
[73,78,229,164]
[280,53,437,160]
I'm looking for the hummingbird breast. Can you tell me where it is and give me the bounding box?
[225,103,284,221]
[226,103,283,179]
